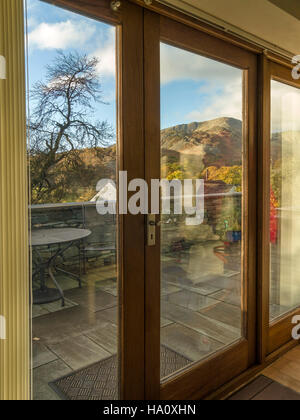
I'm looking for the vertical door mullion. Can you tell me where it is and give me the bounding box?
[144,9,161,400]
[245,55,259,367]
[257,55,271,363]
[120,0,145,400]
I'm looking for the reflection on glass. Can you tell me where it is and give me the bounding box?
[270,80,300,322]
[160,43,244,379]
[27,0,119,400]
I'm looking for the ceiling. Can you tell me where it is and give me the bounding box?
[268,0,300,20]
[158,0,300,56]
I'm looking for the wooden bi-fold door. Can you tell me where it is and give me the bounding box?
[27,0,146,400]
[143,10,258,400]
[259,58,300,358]
[10,0,260,401]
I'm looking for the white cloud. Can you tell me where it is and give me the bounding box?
[186,79,243,122]
[161,43,243,122]
[29,20,95,50]
[160,42,241,85]
[161,44,300,128]
[92,27,116,78]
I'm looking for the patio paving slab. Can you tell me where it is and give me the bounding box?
[33,342,58,369]
[85,265,117,279]
[163,290,218,312]
[210,289,241,307]
[162,301,241,345]
[33,305,117,345]
[95,278,117,296]
[48,335,111,370]
[161,265,192,285]
[161,318,173,327]
[81,272,108,284]
[65,288,117,313]
[32,298,78,319]
[97,306,118,324]
[84,322,118,354]
[161,284,182,296]
[198,301,242,330]
[34,359,72,401]
[201,274,241,291]
[161,323,223,363]
[32,305,49,319]
[174,282,222,296]
[45,274,79,291]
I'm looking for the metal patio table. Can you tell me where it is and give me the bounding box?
[31,228,91,306]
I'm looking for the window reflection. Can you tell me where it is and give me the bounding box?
[270,80,300,321]
[160,43,244,379]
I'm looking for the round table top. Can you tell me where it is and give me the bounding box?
[31,228,91,247]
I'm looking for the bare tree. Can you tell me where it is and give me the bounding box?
[29,51,113,203]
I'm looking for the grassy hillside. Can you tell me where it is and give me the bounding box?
[30,116,299,204]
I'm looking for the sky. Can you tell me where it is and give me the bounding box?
[160,43,243,129]
[25,0,117,139]
[25,0,245,144]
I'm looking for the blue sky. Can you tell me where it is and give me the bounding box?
[25,0,244,144]
[25,0,117,139]
[160,43,243,129]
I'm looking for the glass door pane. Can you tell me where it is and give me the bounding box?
[270,80,300,322]
[26,0,119,400]
[160,43,245,379]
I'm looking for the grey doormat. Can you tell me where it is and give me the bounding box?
[50,346,191,400]
[229,375,300,400]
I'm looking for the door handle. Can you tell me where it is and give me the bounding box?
[147,216,173,246]
[147,214,156,246]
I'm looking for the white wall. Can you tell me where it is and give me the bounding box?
[160,0,300,55]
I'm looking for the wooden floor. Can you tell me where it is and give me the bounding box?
[263,346,300,393]
[229,346,300,400]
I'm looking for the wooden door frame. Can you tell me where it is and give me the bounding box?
[259,58,300,357]
[144,12,258,400]
[38,0,146,400]
[144,9,161,400]
[15,0,300,401]
[0,0,29,401]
